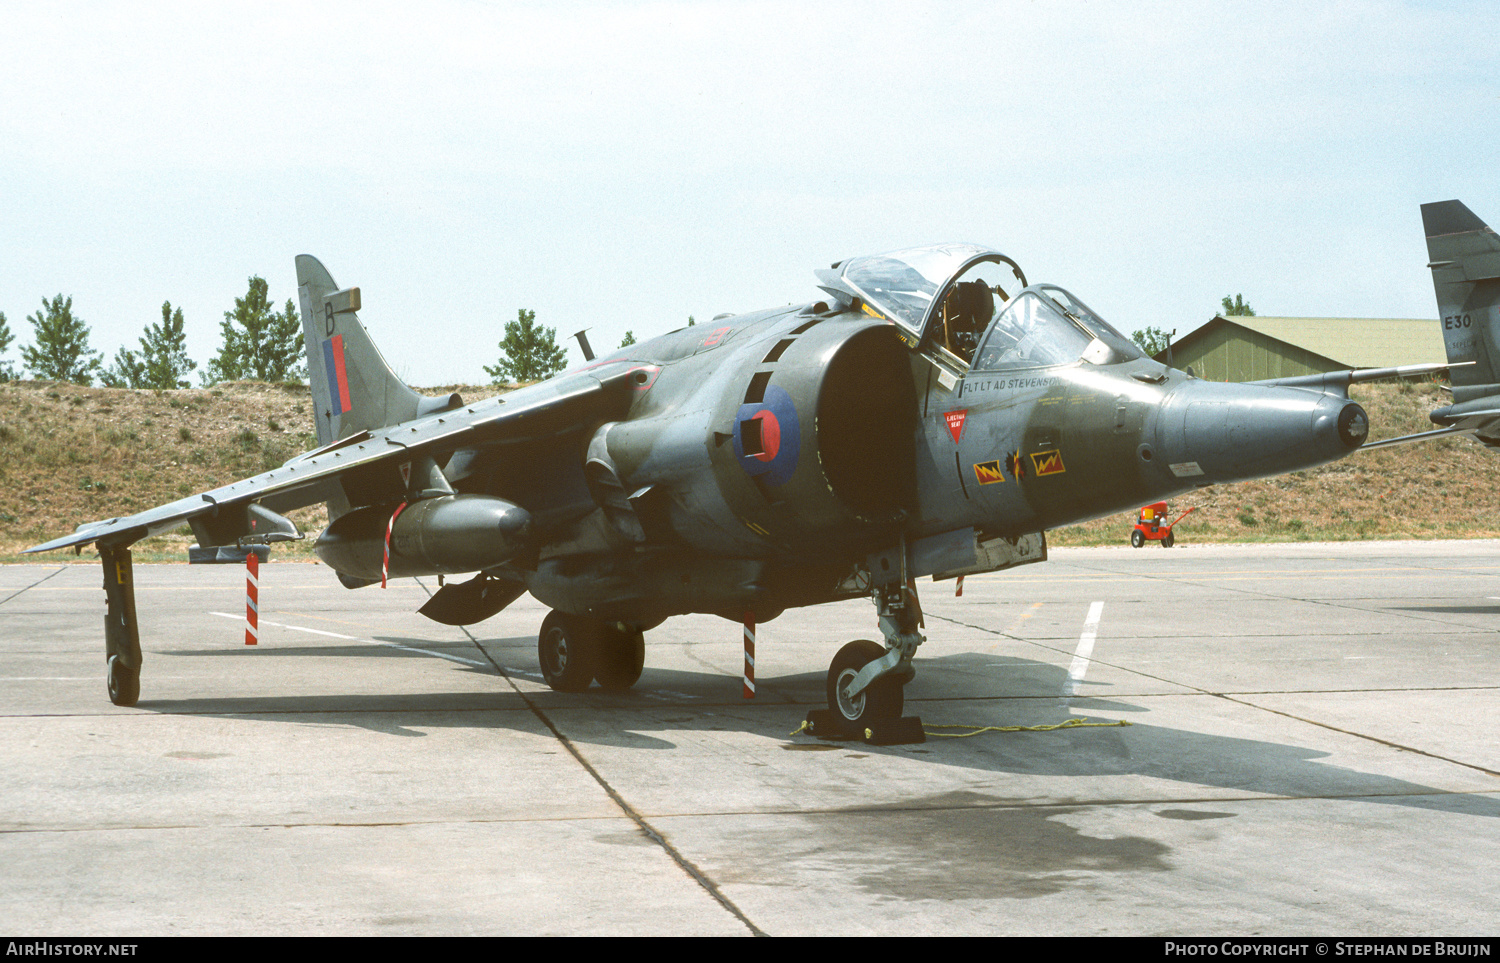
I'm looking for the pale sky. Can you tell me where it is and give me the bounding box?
[2,0,1496,386]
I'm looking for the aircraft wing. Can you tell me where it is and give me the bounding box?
[1360,426,1481,450]
[1246,361,1459,392]
[1361,396,1500,450]
[25,364,643,554]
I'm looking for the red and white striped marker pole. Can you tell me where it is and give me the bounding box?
[244,550,258,646]
[742,612,755,699]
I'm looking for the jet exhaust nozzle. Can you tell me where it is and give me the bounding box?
[1334,400,1370,450]
[314,494,532,580]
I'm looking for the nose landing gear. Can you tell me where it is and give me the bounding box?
[807,582,926,745]
[827,639,904,725]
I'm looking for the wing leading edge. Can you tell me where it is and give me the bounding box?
[25,363,644,555]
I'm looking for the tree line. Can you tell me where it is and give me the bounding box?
[2,276,1250,388]
[2,273,1254,387]
[0,277,670,390]
[0,276,304,389]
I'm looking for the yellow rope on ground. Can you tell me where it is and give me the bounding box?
[924,717,1132,738]
[790,716,1130,738]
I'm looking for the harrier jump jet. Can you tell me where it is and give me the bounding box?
[29,245,1380,740]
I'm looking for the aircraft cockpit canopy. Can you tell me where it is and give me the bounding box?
[972,285,1143,371]
[815,244,1141,370]
[817,244,1025,345]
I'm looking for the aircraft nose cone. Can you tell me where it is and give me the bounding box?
[1153,384,1368,484]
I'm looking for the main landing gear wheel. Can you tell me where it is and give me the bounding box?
[538,612,599,692]
[827,639,903,735]
[1131,530,1145,548]
[106,655,139,707]
[594,625,645,691]
[1162,530,1175,548]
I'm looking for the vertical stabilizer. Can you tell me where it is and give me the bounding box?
[296,255,426,446]
[1422,200,1500,403]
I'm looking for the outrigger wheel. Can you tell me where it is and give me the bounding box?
[100,542,143,708]
[106,655,140,707]
[537,611,645,692]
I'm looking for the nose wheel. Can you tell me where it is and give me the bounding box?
[810,639,923,744]
[828,640,903,730]
[805,578,927,745]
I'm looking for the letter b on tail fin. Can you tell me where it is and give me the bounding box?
[295,254,424,447]
[1423,200,1500,401]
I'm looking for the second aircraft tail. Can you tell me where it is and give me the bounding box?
[1423,200,1500,403]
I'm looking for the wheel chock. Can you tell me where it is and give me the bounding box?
[803,709,847,739]
[802,710,927,745]
[863,716,926,746]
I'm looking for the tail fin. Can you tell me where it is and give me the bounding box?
[296,254,428,446]
[1422,200,1500,403]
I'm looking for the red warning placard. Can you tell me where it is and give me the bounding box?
[944,410,967,443]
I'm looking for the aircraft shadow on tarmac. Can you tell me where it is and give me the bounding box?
[1388,603,1500,616]
[721,787,1180,901]
[134,644,1499,820]
[162,638,517,670]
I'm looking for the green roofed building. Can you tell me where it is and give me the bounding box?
[1153,316,1446,382]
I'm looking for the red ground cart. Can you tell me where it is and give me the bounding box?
[1131,501,1195,548]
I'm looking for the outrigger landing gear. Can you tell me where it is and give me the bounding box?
[537,611,645,693]
[808,581,926,745]
[99,542,142,707]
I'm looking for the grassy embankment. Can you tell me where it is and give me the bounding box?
[0,380,502,563]
[1,378,1495,564]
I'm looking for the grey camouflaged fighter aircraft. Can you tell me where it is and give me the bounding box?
[31,244,1381,742]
